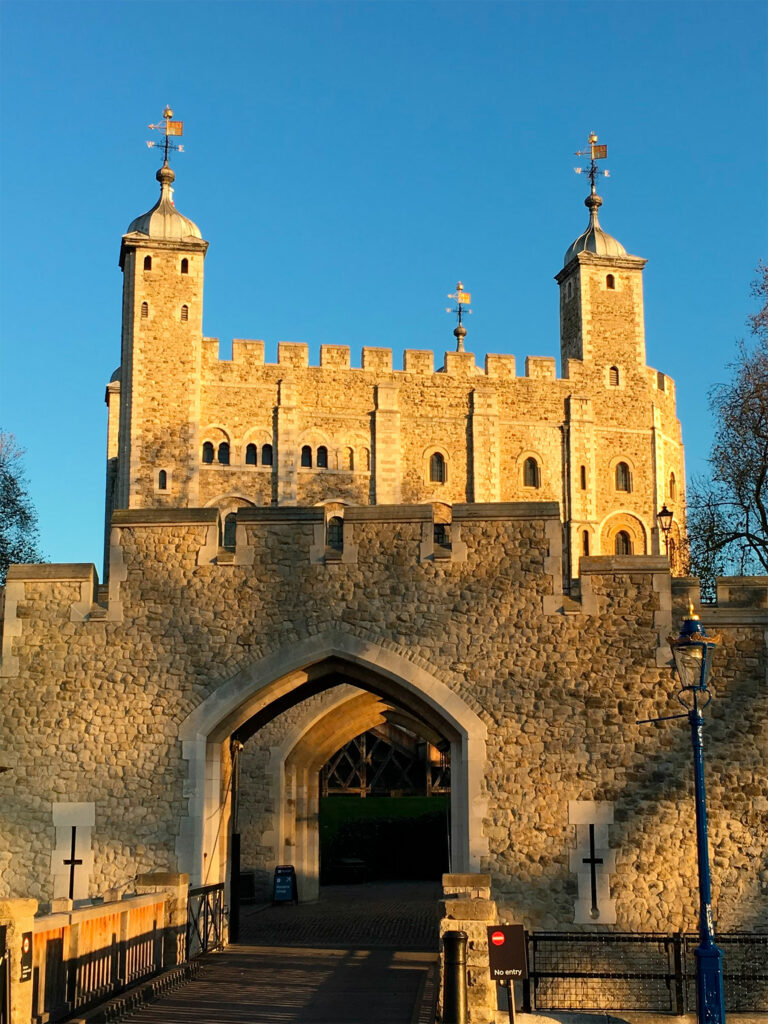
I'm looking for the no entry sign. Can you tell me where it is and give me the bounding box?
[486,925,527,980]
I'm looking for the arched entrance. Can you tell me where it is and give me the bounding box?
[176,631,488,899]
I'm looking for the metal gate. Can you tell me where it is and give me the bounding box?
[186,883,226,959]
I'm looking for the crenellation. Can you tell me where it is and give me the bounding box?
[277,341,309,367]
[319,344,351,369]
[361,346,393,371]
[442,351,478,376]
[232,338,265,364]
[484,353,516,379]
[403,349,434,374]
[525,355,557,380]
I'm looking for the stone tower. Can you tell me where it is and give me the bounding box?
[106,161,209,533]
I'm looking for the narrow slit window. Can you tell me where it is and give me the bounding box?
[223,513,237,551]
[261,443,273,466]
[317,445,328,469]
[615,461,631,492]
[615,530,632,555]
[434,523,450,547]
[582,530,590,556]
[523,457,540,488]
[606,274,615,289]
[218,441,230,465]
[181,304,189,322]
[669,472,676,500]
[181,258,189,274]
[301,445,312,468]
[202,442,214,464]
[143,255,152,271]
[580,465,587,490]
[140,301,148,319]
[430,452,446,483]
[609,365,620,386]
[158,469,167,490]
[245,443,257,466]
[326,516,344,551]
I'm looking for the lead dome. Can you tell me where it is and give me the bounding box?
[563,192,627,265]
[126,164,202,241]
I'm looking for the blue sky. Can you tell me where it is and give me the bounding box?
[1,0,766,570]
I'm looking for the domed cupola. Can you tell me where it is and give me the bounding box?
[126,163,202,241]
[563,191,627,266]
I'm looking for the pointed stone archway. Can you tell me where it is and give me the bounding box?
[176,631,489,896]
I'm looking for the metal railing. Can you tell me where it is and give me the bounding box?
[522,931,768,1013]
[186,883,226,959]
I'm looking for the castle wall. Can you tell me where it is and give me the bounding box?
[1,508,765,932]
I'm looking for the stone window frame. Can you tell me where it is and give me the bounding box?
[180,257,189,275]
[668,471,676,500]
[424,446,450,486]
[605,273,617,290]
[200,426,232,466]
[140,300,149,319]
[608,364,622,388]
[154,467,172,494]
[599,510,648,557]
[298,433,332,472]
[206,496,255,557]
[614,529,632,555]
[310,501,359,565]
[143,255,152,271]
[517,450,544,490]
[180,304,189,322]
[241,431,275,470]
[611,456,633,494]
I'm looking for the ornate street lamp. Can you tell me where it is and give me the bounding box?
[657,504,674,555]
[638,606,726,1024]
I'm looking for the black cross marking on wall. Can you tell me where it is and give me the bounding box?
[64,823,83,897]
[582,823,604,919]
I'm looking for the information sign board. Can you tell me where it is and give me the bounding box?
[20,933,32,983]
[272,864,298,904]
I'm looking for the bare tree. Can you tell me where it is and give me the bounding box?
[688,263,768,596]
[0,432,45,584]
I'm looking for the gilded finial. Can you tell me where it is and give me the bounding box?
[147,105,185,167]
[574,131,610,197]
[446,282,472,352]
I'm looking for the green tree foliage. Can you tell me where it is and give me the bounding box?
[0,432,45,584]
[688,263,768,595]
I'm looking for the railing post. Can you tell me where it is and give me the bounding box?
[673,932,685,1014]
[442,930,468,1024]
[521,931,532,1012]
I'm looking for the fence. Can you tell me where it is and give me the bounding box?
[522,931,768,1013]
[30,895,167,1023]
[186,883,226,959]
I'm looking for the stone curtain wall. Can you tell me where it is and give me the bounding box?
[1,506,766,933]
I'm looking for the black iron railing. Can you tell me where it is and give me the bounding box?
[186,883,226,959]
[522,931,768,1013]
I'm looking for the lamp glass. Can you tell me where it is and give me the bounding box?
[672,642,712,690]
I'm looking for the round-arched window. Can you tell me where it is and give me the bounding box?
[523,457,540,488]
[615,530,632,555]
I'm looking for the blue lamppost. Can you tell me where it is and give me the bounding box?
[639,605,726,1023]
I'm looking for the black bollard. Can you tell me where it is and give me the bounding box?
[442,930,468,1024]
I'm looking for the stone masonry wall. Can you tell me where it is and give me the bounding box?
[1,508,765,935]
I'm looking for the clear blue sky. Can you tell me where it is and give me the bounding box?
[1,0,766,570]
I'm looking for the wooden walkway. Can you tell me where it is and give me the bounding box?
[121,882,441,1024]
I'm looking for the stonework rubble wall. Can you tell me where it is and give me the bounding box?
[0,507,765,936]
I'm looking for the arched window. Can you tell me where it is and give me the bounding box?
[158,469,167,490]
[342,446,354,471]
[582,530,590,556]
[317,445,328,469]
[430,452,446,483]
[326,516,344,551]
[615,461,631,492]
[223,512,237,551]
[361,447,370,471]
[143,255,152,271]
[615,530,632,555]
[181,304,189,322]
[434,523,450,547]
[261,443,273,467]
[606,274,615,289]
[523,457,540,488]
[181,258,189,274]
[217,441,230,465]
[609,365,620,386]
[202,442,214,464]
[669,472,676,500]
[140,301,148,319]
[245,443,257,466]
[580,465,587,490]
[301,445,312,468]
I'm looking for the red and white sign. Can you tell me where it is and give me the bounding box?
[490,930,506,946]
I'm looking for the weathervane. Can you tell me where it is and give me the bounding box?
[146,106,184,165]
[446,282,472,352]
[574,131,610,193]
